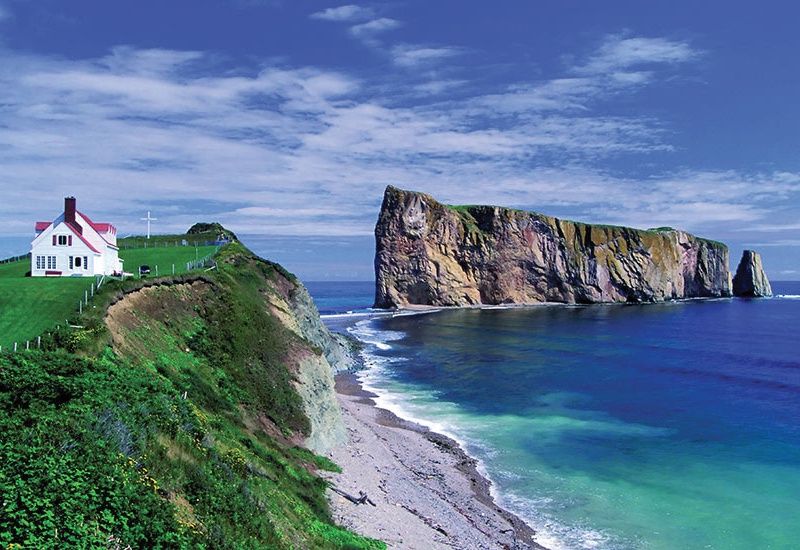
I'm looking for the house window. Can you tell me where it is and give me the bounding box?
[58,235,68,246]
[69,256,74,270]
[36,256,45,270]
[75,257,81,268]
[47,256,56,270]
[83,256,88,270]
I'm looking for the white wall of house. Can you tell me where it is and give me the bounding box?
[31,221,102,277]
[30,199,124,278]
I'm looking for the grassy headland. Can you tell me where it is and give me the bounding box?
[0,237,217,350]
[0,235,383,549]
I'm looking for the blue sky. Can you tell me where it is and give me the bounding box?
[0,1,798,280]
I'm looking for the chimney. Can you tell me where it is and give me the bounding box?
[64,196,82,234]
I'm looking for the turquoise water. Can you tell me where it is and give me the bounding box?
[318,282,800,549]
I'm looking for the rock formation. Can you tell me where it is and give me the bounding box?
[732,250,773,297]
[375,186,735,307]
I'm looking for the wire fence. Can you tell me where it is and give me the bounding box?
[0,253,30,265]
[0,250,219,355]
[118,238,231,250]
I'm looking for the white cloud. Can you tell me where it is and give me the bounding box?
[310,4,373,22]
[349,17,400,46]
[0,4,9,21]
[742,223,800,232]
[391,44,461,67]
[575,34,698,75]
[0,35,795,245]
[413,79,467,96]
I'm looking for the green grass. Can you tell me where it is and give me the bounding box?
[0,245,218,350]
[120,245,218,277]
[0,241,385,549]
[0,259,93,350]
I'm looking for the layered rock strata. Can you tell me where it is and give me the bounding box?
[375,186,734,307]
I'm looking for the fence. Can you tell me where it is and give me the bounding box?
[0,274,105,354]
[0,251,218,355]
[0,253,30,265]
[186,253,217,272]
[118,239,230,250]
[128,246,219,279]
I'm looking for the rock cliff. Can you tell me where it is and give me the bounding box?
[732,250,773,297]
[375,186,734,307]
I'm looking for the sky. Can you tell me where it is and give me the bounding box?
[0,0,798,280]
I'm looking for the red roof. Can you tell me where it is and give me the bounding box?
[78,211,116,235]
[65,222,101,253]
[35,207,116,253]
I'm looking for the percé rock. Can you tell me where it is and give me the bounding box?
[732,250,773,297]
[375,186,733,307]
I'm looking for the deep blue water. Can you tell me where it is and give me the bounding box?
[304,280,375,315]
[311,282,800,549]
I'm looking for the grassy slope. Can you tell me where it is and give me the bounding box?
[0,260,92,349]
[120,245,218,276]
[0,243,217,349]
[0,241,383,549]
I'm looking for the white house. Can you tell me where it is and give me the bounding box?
[30,197,123,277]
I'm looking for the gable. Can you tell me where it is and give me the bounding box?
[32,221,102,254]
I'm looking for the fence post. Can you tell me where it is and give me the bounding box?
[156,265,159,277]
[172,264,175,275]
[14,342,17,353]
[37,336,41,349]
[79,301,83,315]
[26,341,29,350]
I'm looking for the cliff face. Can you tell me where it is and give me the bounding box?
[264,272,351,452]
[733,250,773,297]
[104,245,348,454]
[375,186,733,307]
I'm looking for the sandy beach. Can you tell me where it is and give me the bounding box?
[324,373,545,550]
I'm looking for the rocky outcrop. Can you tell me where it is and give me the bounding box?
[375,186,734,307]
[286,282,361,375]
[733,250,773,297]
[260,274,349,453]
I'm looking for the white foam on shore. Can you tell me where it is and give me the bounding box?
[776,294,800,299]
[320,309,393,319]
[347,315,617,550]
[347,319,406,351]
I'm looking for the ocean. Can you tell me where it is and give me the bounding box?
[310,280,800,550]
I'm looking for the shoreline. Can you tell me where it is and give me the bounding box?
[324,371,545,550]
[320,295,739,322]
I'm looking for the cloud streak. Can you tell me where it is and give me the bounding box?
[0,33,796,250]
[310,4,374,22]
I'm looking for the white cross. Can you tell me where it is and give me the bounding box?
[140,211,158,239]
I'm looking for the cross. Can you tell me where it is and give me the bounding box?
[141,211,157,239]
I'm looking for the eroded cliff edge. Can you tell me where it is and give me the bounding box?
[375,186,734,307]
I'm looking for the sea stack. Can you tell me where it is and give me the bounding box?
[374,186,733,308]
[732,250,773,297]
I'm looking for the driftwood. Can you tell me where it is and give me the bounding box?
[331,486,376,507]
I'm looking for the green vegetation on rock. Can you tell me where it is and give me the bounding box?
[0,237,383,549]
[0,242,218,350]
